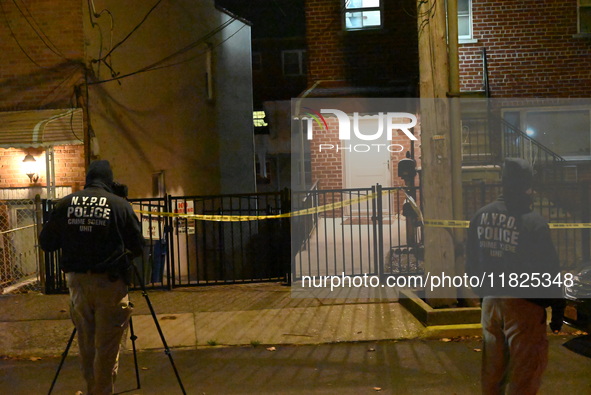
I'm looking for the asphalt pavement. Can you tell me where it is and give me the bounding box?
[2,336,590,394]
[1,282,590,394]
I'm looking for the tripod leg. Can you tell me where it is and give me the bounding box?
[132,264,187,395]
[48,327,76,395]
[128,316,141,389]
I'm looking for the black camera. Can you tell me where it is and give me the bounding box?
[111,181,129,199]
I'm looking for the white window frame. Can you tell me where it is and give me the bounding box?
[343,0,382,31]
[458,0,476,43]
[282,50,306,76]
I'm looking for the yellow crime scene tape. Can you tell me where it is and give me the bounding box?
[135,192,591,229]
[423,219,591,229]
[136,192,377,222]
[547,223,591,229]
[423,219,470,228]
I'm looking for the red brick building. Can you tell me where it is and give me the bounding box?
[459,0,591,97]
[458,0,591,184]
[0,0,86,198]
[302,0,420,191]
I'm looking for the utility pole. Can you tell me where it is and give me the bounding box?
[417,0,457,306]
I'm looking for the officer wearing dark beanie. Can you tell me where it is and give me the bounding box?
[466,158,565,394]
[40,160,143,395]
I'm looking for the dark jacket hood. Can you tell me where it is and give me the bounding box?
[85,160,114,190]
[501,158,533,212]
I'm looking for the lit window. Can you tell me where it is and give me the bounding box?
[253,111,267,128]
[282,50,306,76]
[344,0,382,31]
[458,0,473,41]
[579,0,591,34]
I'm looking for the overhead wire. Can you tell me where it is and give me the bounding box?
[11,0,66,59]
[99,0,163,62]
[87,0,115,78]
[88,17,240,85]
[418,0,437,35]
[0,0,49,70]
[39,63,84,105]
[145,23,247,73]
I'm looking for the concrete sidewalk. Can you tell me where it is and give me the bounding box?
[0,282,488,357]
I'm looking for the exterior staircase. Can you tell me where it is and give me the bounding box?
[459,103,569,184]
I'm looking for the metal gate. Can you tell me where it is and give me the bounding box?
[42,187,422,293]
[37,181,591,294]
[0,198,42,294]
[43,191,292,293]
[291,184,424,282]
[164,191,291,287]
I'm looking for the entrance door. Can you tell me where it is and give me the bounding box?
[344,115,391,189]
[343,115,392,219]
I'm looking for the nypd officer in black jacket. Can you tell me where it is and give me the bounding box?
[466,158,565,395]
[40,160,143,395]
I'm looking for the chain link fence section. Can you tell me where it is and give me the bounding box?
[0,199,41,294]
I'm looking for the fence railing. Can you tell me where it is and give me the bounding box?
[291,180,319,252]
[291,185,424,281]
[129,197,171,290]
[43,187,423,293]
[461,111,567,182]
[41,182,589,293]
[0,199,41,294]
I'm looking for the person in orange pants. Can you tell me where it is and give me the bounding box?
[466,158,565,394]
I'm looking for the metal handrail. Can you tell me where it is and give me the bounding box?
[497,116,566,164]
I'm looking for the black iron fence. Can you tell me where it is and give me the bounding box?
[43,186,422,293]
[42,182,589,293]
[45,191,292,293]
[164,191,290,287]
[291,185,424,281]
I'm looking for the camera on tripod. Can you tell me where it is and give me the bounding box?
[111,181,129,199]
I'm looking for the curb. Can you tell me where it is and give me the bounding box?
[398,289,481,326]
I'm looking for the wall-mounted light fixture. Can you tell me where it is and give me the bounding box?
[22,153,40,183]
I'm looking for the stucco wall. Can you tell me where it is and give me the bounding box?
[84,0,255,197]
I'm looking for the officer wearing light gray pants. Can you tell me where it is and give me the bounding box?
[40,160,143,395]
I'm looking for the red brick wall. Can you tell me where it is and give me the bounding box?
[0,146,85,190]
[53,145,86,191]
[306,0,418,88]
[309,117,342,189]
[1,1,86,193]
[459,0,591,97]
[0,0,85,110]
[309,116,421,190]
